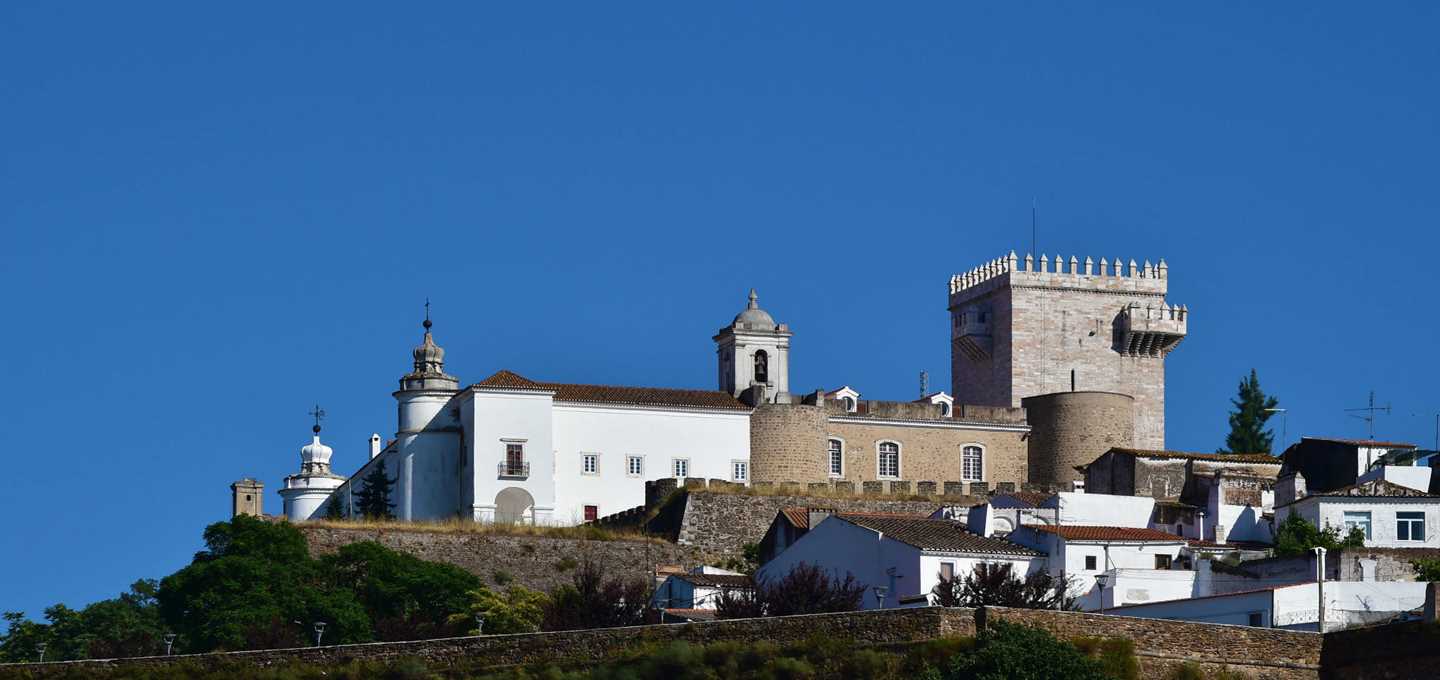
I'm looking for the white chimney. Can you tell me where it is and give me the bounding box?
[369,433,382,459]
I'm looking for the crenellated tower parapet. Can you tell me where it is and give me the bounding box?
[948,250,1188,451]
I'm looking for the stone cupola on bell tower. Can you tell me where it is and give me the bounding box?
[714,288,791,406]
[394,306,460,435]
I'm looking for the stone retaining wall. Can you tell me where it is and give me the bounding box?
[298,525,705,593]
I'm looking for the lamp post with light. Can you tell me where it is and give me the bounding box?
[1094,573,1110,615]
[164,633,177,656]
[872,585,889,609]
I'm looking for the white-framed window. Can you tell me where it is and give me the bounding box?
[828,438,844,477]
[731,460,749,482]
[626,455,644,477]
[672,458,690,479]
[581,452,599,475]
[961,445,984,482]
[1342,511,1372,540]
[1397,511,1426,542]
[877,441,900,479]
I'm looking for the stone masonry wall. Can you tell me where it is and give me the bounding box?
[950,260,1175,450]
[673,491,981,563]
[748,403,828,483]
[827,420,1027,487]
[1022,391,1134,487]
[5,607,1349,679]
[983,607,1322,680]
[298,525,705,593]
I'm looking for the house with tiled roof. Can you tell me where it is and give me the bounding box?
[1008,523,1191,611]
[755,513,1042,609]
[1275,476,1440,550]
[650,567,754,612]
[1280,436,1427,496]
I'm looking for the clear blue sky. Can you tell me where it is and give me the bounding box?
[3,2,1438,619]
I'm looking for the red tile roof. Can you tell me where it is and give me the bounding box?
[1274,479,1438,508]
[1108,448,1280,465]
[1299,437,1417,449]
[675,573,755,588]
[837,515,1040,556]
[470,370,749,411]
[1029,525,1188,542]
[991,491,1056,508]
[778,507,922,530]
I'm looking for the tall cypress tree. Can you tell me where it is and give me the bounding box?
[1221,369,1280,454]
[353,465,396,520]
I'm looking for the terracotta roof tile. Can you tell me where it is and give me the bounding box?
[1030,525,1188,542]
[471,370,749,411]
[837,515,1040,556]
[1109,448,1280,465]
[1280,479,1437,507]
[1298,437,1417,449]
[992,491,1056,508]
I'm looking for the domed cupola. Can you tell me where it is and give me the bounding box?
[299,422,335,475]
[399,304,459,393]
[731,289,777,331]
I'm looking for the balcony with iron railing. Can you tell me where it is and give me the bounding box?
[497,461,530,479]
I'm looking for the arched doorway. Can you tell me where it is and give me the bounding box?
[494,487,536,524]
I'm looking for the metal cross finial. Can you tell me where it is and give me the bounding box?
[310,404,326,434]
[423,298,432,330]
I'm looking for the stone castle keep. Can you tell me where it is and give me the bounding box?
[743,251,1188,492]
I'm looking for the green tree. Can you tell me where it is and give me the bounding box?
[157,515,371,652]
[449,585,548,635]
[931,562,1076,610]
[1272,514,1366,557]
[0,581,165,662]
[1220,369,1280,454]
[322,495,348,521]
[353,465,396,520]
[940,621,1110,680]
[320,541,482,641]
[1410,558,1440,581]
[542,559,650,631]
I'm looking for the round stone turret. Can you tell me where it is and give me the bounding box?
[731,289,777,331]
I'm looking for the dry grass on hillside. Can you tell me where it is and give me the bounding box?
[299,517,666,543]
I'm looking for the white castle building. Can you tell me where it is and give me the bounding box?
[279,307,756,525]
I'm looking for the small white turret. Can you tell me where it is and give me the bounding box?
[279,408,346,521]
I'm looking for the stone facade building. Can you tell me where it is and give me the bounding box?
[948,252,1187,449]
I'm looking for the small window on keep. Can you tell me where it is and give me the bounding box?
[1085,555,1097,571]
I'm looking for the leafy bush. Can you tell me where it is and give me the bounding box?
[938,621,1111,680]
[930,562,1076,610]
[449,585,548,635]
[715,562,864,619]
[541,560,649,631]
[1272,514,1364,557]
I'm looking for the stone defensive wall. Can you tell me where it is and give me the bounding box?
[297,524,705,594]
[608,480,992,562]
[3,606,1370,679]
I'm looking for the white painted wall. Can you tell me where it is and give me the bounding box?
[1105,567,1196,608]
[1357,465,1433,493]
[1008,527,1187,611]
[1045,492,1155,528]
[756,516,921,609]
[918,553,1040,602]
[1280,497,1440,549]
[1114,581,1428,632]
[464,389,557,523]
[552,404,749,525]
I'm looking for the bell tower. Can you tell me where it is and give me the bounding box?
[714,289,791,405]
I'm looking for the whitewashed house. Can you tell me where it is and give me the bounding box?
[755,513,1042,609]
[1008,524,1190,611]
[1109,581,1430,632]
[651,567,753,612]
[1274,475,1440,549]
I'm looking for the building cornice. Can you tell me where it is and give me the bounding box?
[828,415,1029,433]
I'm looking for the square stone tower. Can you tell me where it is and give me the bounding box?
[231,477,264,518]
[948,252,1187,449]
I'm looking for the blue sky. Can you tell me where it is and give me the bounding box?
[3,2,1438,619]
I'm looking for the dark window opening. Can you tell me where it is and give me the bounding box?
[584,505,598,522]
[754,350,769,383]
[1085,556,1097,571]
[1155,555,1172,569]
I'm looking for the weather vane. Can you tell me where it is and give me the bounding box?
[309,404,326,433]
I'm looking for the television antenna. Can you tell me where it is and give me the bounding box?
[1345,390,1390,440]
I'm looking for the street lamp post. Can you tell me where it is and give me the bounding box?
[872,585,889,609]
[313,622,327,647]
[1313,547,1328,632]
[475,613,486,635]
[1094,573,1110,615]
[164,633,177,656]
[36,643,47,663]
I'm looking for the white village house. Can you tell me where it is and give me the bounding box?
[1006,524,1190,610]
[1274,475,1440,550]
[756,513,1042,609]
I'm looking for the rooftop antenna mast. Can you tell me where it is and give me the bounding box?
[1031,197,1037,260]
[1345,390,1390,440]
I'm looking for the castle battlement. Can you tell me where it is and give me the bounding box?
[948,251,1170,299]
